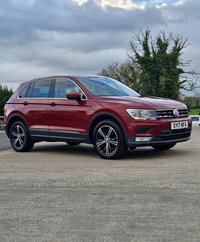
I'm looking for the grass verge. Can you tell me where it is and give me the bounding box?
[189,109,200,115]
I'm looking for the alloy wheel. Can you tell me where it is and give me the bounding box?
[11,124,26,150]
[10,121,34,152]
[96,125,118,156]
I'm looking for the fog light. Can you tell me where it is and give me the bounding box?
[135,137,153,142]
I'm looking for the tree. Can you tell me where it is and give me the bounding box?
[182,96,194,112]
[98,61,141,93]
[194,94,200,108]
[98,62,119,79]
[98,28,198,99]
[0,84,13,116]
[128,28,196,100]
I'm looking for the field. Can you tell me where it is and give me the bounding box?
[189,109,200,115]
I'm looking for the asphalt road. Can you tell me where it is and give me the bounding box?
[0,131,11,151]
[0,127,200,242]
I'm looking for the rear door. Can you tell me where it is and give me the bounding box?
[22,79,53,139]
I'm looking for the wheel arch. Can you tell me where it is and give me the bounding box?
[6,114,29,138]
[87,112,127,144]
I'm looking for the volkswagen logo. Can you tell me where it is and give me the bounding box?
[173,109,179,118]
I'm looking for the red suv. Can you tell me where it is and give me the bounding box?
[4,75,192,159]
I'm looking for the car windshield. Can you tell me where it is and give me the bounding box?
[77,76,140,97]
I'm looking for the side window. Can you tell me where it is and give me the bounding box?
[24,80,52,98]
[18,83,30,98]
[32,80,52,98]
[54,79,82,99]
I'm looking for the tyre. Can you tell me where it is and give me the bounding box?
[152,143,176,151]
[9,121,34,152]
[93,120,127,159]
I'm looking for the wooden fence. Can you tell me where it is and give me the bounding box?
[0,116,4,130]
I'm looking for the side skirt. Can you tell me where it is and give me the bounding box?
[29,129,87,143]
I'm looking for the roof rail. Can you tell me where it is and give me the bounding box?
[33,74,70,80]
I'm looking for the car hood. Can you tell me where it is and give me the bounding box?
[99,96,187,109]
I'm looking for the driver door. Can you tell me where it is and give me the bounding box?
[48,78,89,142]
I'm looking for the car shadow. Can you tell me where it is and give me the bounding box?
[125,146,188,160]
[32,142,97,156]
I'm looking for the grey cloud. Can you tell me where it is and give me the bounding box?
[161,0,200,23]
[0,0,167,55]
[0,0,200,90]
[0,0,165,39]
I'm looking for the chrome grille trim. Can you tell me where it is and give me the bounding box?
[156,109,188,119]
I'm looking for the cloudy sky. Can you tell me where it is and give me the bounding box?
[0,0,200,92]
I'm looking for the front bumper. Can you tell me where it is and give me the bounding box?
[127,127,191,148]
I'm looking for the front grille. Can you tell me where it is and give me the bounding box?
[152,127,191,142]
[156,109,188,119]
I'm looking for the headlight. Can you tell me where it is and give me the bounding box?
[126,109,158,120]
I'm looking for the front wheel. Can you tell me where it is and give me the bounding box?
[152,143,176,151]
[9,121,34,152]
[93,120,127,159]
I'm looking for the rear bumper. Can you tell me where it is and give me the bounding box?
[4,125,8,137]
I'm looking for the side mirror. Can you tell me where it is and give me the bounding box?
[66,91,81,102]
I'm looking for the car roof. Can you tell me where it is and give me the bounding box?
[20,74,109,87]
[32,74,100,80]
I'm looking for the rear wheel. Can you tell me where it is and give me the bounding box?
[93,120,127,159]
[152,143,176,151]
[9,121,34,152]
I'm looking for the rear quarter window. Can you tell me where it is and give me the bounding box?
[18,83,30,98]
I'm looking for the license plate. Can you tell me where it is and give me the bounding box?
[171,121,188,130]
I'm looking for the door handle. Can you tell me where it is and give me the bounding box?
[50,102,57,107]
[23,101,28,106]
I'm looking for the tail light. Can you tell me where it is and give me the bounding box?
[4,104,7,115]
